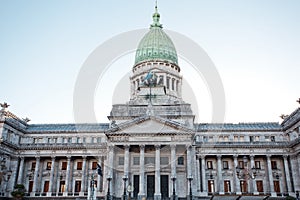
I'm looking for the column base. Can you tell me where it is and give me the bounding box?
[253,191,259,195]
[219,192,225,195]
[79,192,85,196]
[46,192,52,197]
[63,192,68,196]
[138,193,146,200]
[236,192,242,195]
[30,192,35,197]
[271,192,277,197]
[154,193,161,200]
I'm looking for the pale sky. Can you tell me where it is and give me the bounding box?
[0,0,299,124]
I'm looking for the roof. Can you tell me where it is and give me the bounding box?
[26,123,109,133]
[196,122,282,132]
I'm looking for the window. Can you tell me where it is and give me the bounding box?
[240,136,244,142]
[238,161,244,169]
[160,157,169,165]
[271,136,275,142]
[47,138,51,143]
[224,136,229,142]
[178,157,184,165]
[77,137,80,143]
[133,157,140,165]
[97,137,101,143]
[62,162,67,170]
[207,161,213,169]
[172,78,175,90]
[223,161,229,169]
[145,157,155,164]
[234,136,238,142]
[46,162,52,170]
[68,138,72,143]
[31,162,36,170]
[255,136,260,141]
[92,162,97,170]
[271,161,277,169]
[82,137,86,143]
[249,136,254,142]
[255,161,261,169]
[119,157,124,165]
[167,77,170,89]
[77,162,83,170]
[203,136,208,142]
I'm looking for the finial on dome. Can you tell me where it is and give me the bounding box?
[151,0,162,29]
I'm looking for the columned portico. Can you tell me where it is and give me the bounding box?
[138,145,145,200]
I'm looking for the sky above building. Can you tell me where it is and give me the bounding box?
[0,0,299,124]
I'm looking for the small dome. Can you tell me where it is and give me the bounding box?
[134,7,178,66]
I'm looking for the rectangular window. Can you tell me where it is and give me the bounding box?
[234,136,238,142]
[271,161,277,169]
[145,157,155,164]
[224,136,229,142]
[97,137,101,143]
[207,161,213,169]
[178,156,184,165]
[62,162,67,170]
[255,161,261,169]
[92,162,97,170]
[43,181,49,192]
[75,181,81,193]
[83,137,86,143]
[271,136,275,142]
[203,136,208,142]
[249,136,254,142]
[133,157,140,165]
[239,136,244,142]
[238,161,244,169]
[223,161,229,169]
[166,77,170,89]
[119,157,124,165]
[46,162,52,170]
[256,180,264,193]
[31,162,36,170]
[160,157,169,165]
[77,162,83,170]
[255,136,260,141]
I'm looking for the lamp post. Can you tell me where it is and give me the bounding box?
[236,156,257,194]
[107,176,112,200]
[127,183,133,200]
[90,173,95,200]
[171,176,176,200]
[122,175,128,200]
[187,176,193,200]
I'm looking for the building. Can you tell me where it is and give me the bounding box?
[1,4,300,200]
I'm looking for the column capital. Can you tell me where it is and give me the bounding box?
[266,154,272,159]
[233,154,238,159]
[250,155,255,160]
[217,155,222,159]
[66,155,71,160]
[170,144,176,150]
[200,155,206,159]
[155,144,161,150]
[140,144,145,150]
[82,155,87,160]
[283,155,288,159]
[19,156,25,160]
[108,145,115,151]
[185,144,192,149]
[51,155,56,160]
[124,145,130,150]
[35,156,40,160]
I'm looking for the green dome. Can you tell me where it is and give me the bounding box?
[134,7,178,66]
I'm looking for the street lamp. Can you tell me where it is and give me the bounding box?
[90,173,96,200]
[171,176,176,200]
[127,183,133,200]
[122,175,128,200]
[236,156,257,194]
[107,176,112,200]
[187,176,193,200]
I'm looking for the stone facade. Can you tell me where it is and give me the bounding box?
[0,5,300,200]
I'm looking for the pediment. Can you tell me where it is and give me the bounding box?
[105,116,194,136]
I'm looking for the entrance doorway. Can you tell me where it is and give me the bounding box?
[161,175,169,199]
[147,175,155,199]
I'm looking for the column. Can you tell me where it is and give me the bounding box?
[48,156,55,195]
[32,156,40,193]
[124,145,130,177]
[233,155,241,195]
[192,147,199,195]
[64,156,71,195]
[186,145,192,177]
[201,156,207,194]
[170,144,177,198]
[80,156,87,194]
[291,155,300,191]
[250,155,258,195]
[138,145,145,200]
[217,155,224,194]
[154,145,161,200]
[283,155,292,193]
[196,155,201,192]
[266,155,276,196]
[17,157,25,184]
[97,156,102,192]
